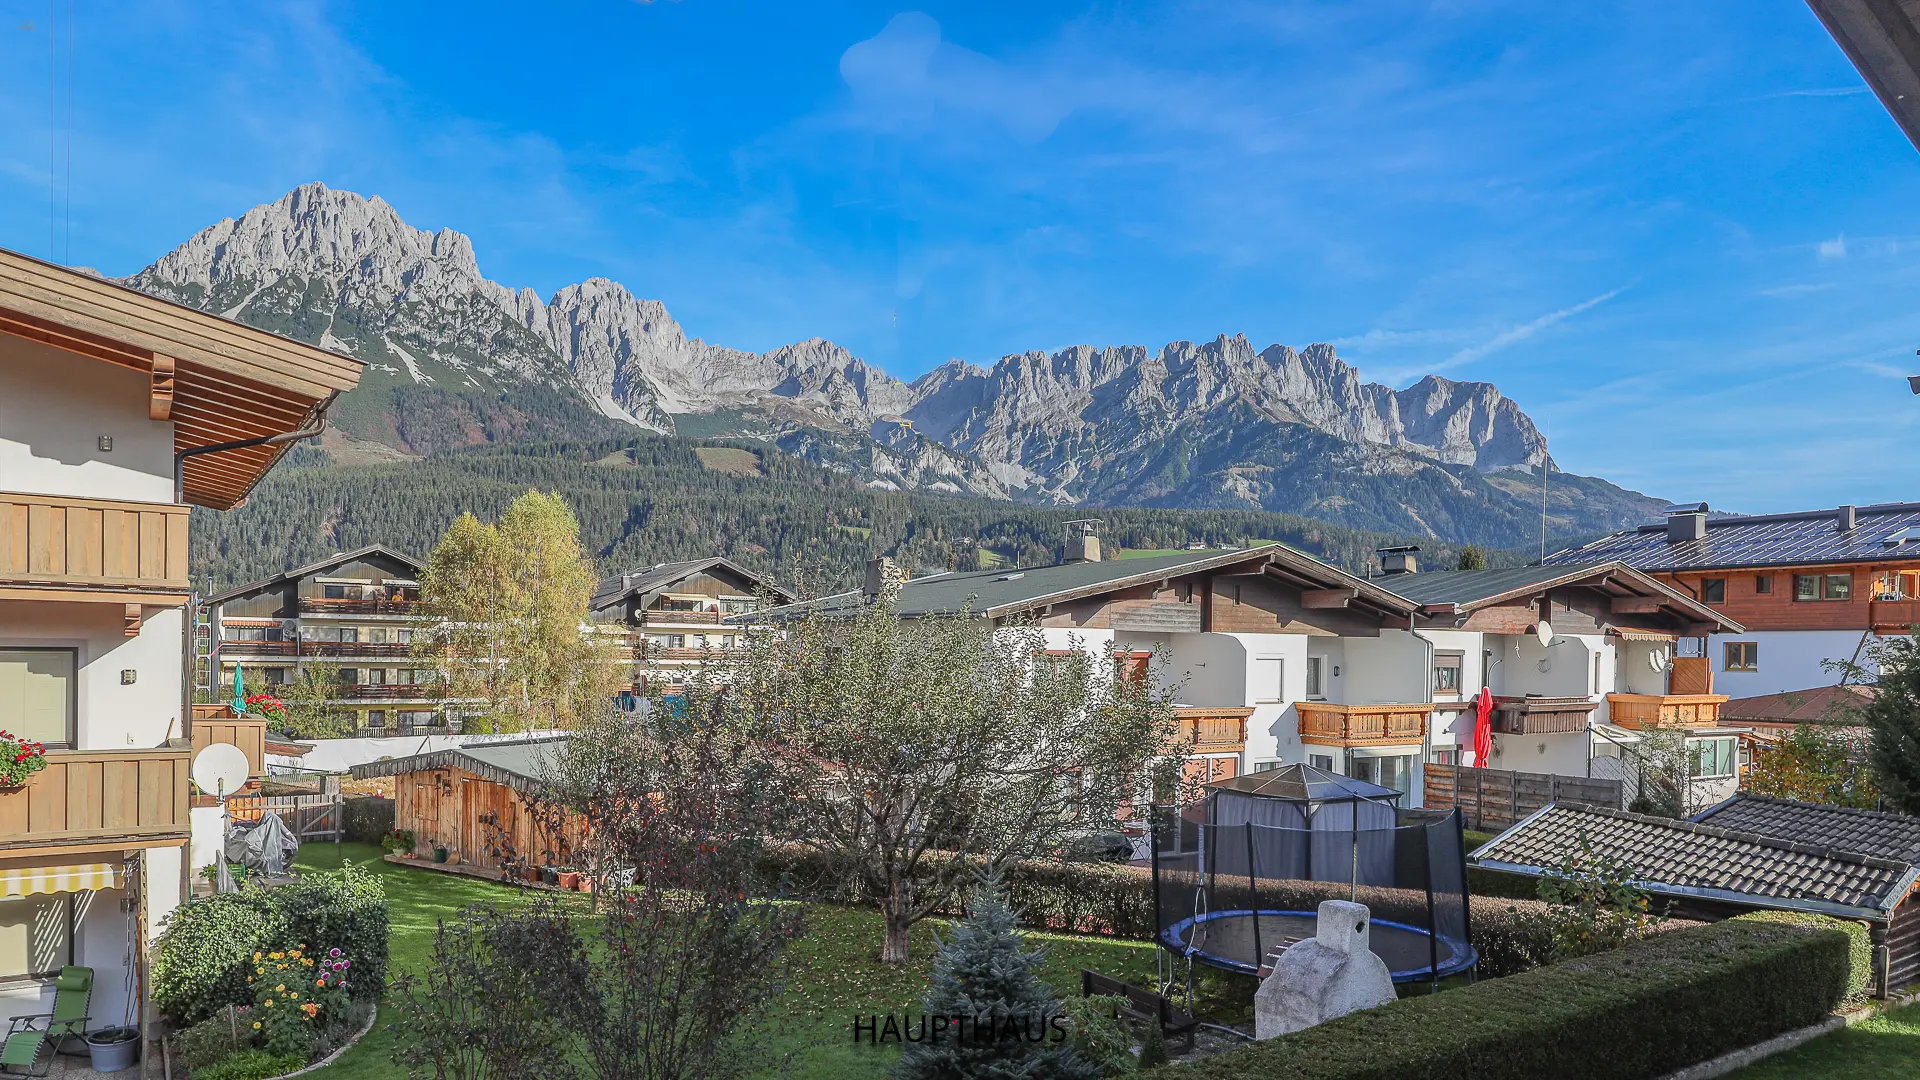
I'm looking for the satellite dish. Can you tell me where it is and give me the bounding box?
[1534,620,1555,648]
[1648,648,1669,673]
[192,743,250,799]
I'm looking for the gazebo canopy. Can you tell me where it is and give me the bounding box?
[1206,763,1401,805]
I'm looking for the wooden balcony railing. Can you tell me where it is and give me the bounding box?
[341,684,442,700]
[1173,708,1250,754]
[636,645,724,661]
[0,490,189,594]
[219,640,297,656]
[1870,599,1920,636]
[1297,702,1429,746]
[642,608,721,625]
[191,717,268,777]
[0,747,191,846]
[1491,696,1597,735]
[1606,693,1727,730]
[298,597,420,615]
[219,640,415,658]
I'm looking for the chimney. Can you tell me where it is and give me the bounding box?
[1664,503,1708,544]
[1838,505,1857,532]
[1063,520,1103,564]
[1377,545,1419,575]
[863,556,903,600]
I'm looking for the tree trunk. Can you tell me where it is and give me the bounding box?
[881,907,913,965]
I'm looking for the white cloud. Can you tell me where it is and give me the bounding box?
[1817,234,1847,260]
[837,12,1073,142]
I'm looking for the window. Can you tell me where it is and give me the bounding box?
[1701,578,1726,604]
[1430,746,1459,766]
[365,710,387,728]
[399,710,437,728]
[0,894,72,983]
[1794,573,1853,601]
[230,626,281,642]
[1253,760,1284,773]
[1754,575,1772,595]
[719,598,756,614]
[0,649,76,748]
[1724,642,1758,672]
[1352,754,1415,797]
[1114,652,1150,690]
[1432,651,1463,696]
[1309,754,1334,772]
[1690,737,1737,779]
[1593,653,1603,694]
[1305,656,1326,700]
[1252,656,1284,703]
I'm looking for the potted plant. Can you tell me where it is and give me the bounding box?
[84,1025,140,1073]
[555,866,581,891]
[0,729,48,792]
[379,828,416,856]
[539,864,559,885]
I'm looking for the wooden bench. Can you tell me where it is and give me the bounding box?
[1080,970,1198,1050]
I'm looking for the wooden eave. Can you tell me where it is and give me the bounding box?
[983,544,1419,621]
[0,248,364,510]
[1410,561,1744,635]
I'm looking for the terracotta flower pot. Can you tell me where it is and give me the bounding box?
[556,871,581,891]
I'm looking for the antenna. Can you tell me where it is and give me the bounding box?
[192,743,251,893]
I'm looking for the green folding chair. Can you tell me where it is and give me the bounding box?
[1,966,92,1077]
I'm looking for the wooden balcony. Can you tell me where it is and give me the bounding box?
[636,645,722,662]
[191,717,268,777]
[298,596,420,616]
[342,683,441,700]
[1606,693,1728,730]
[0,747,191,848]
[642,608,721,625]
[1492,696,1597,735]
[220,640,415,658]
[0,490,189,598]
[1173,707,1251,754]
[1870,599,1920,635]
[1297,701,1429,747]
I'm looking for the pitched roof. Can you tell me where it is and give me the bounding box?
[590,557,795,611]
[1471,802,1919,921]
[754,544,1417,622]
[348,735,570,792]
[1384,560,1742,632]
[206,544,424,604]
[1719,684,1878,726]
[1545,502,1920,572]
[1693,794,1920,867]
[1208,763,1401,803]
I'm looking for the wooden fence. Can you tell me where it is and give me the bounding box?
[227,792,345,842]
[1423,763,1623,832]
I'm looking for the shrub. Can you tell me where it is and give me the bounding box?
[1509,833,1662,964]
[1734,910,1875,1008]
[1058,996,1136,1076]
[154,865,388,1026]
[1141,918,1852,1080]
[190,1049,307,1080]
[343,797,396,844]
[175,1011,260,1070]
[379,828,415,856]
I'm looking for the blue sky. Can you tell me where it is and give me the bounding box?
[3,1,1918,512]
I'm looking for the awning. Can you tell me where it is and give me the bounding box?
[0,863,125,897]
[1611,628,1677,642]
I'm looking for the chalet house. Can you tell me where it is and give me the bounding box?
[589,558,795,693]
[0,250,361,1036]
[201,545,450,734]
[1548,502,1920,697]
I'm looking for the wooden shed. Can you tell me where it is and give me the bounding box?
[349,737,585,872]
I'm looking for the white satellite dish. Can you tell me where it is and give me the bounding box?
[1534,620,1555,648]
[1648,648,1670,673]
[192,743,250,799]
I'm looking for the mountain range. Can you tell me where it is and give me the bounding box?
[124,182,1664,545]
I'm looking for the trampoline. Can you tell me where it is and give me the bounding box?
[1151,763,1477,986]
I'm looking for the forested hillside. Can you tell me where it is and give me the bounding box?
[191,435,1551,594]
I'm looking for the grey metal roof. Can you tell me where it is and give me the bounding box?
[1472,802,1919,921]
[754,545,1416,621]
[1694,794,1920,867]
[1381,560,1741,631]
[1208,763,1401,804]
[206,544,424,604]
[348,736,571,792]
[1546,502,1920,572]
[591,557,794,611]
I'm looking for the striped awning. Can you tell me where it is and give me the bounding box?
[0,863,124,897]
[1611,627,1677,642]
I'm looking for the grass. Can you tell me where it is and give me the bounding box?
[693,446,765,476]
[1722,1001,1920,1079]
[293,844,1159,1080]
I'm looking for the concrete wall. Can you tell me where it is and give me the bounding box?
[0,337,174,503]
[1616,638,1671,696]
[1341,630,1429,704]
[0,599,183,747]
[1706,629,1873,697]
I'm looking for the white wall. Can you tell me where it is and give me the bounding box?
[1341,630,1429,704]
[1707,630,1873,697]
[0,337,174,503]
[1497,633,1601,699]
[0,600,183,747]
[1205,632,1308,769]
[1616,638,1671,696]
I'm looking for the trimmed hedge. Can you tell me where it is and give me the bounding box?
[153,864,389,1025]
[343,796,396,844]
[1144,917,1852,1080]
[1734,909,1875,1008]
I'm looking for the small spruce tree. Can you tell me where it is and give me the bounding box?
[1851,634,1920,814]
[1456,545,1488,571]
[893,879,1098,1080]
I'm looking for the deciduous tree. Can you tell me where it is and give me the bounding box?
[1744,723,1877,808]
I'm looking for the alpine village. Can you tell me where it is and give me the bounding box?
[3,4,1920,1080]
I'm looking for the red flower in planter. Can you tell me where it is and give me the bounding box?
[0,733,48,786]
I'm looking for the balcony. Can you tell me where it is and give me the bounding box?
[1297,702,1429,746]
[641,608,721,625]
[1491,696,1597,735]
[1606,693,1727,730]
[298,597,420,616]
[190,715,268,777]
[1174,707,1250,754]
[0,747,191,848]
[1870,599,1920,636]
[341,683,442,700]
[220,640,297,656]
[297,641,415,658]
[0,490,190,598]
[635,644,725,662]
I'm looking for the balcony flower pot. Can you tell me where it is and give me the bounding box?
[556,869,581,891]
[85,1026,140,1073]
[432,846,449,864]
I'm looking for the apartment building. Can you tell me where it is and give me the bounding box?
[201,545,451,734]
[1548,502,1920,697]
[0,249,360,1040]
[590,557,795,692]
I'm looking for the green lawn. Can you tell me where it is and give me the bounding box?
[1722,1002,1920,1079]
[293,844,1159,1080]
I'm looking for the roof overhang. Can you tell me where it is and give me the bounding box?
[1413,561,1745,634]
[1805,0,1920,153]
[0,247,364,510]
[981,544,1420,621]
